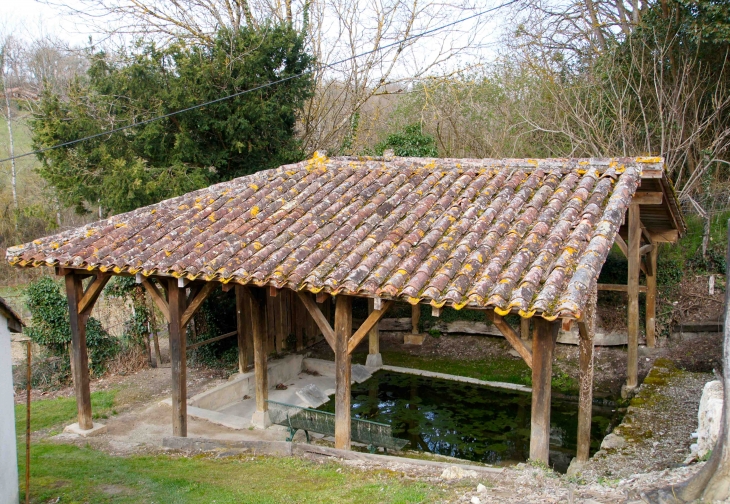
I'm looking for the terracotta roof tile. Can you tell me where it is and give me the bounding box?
[7,155,673,319]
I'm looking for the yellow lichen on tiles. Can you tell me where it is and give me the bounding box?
[577,169,586,175]
[164,250,171,256]
[407,297,420,305]
[194,203,203,210]
[636,156,662,163]
[179,204,189,210]
[86,229,94,237]
[208,214,216,222]
[51,242,59,249]
[518,309,536,318]
[494,305,511,316]
[195,242,203,248]
[452,300,469,310]
[253,242,263,251]
[251,206,260,217]
[113,266,122,273]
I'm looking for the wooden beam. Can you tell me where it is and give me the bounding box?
[347,301,393,354]
[639,244,653,256]
[520,317,530,341]
[432,306,441,317]
[168,279,187,437]
[222,282,235,292]
[249,286,270,426]
[77,273,111,317]
[576,283,597,463]
[316,292,329,304]
[334,295,353,450]
[296,291,335,350]
[632,191,663,205]
[597,283,647,293]
[235,285,252,373]
[646,245,659,347]
[488,312,533,369]
[627,204,641,390]
[269,285,279,297]
[64,273,93,430]
[367,299,380,357]
[530,318,559,463]
[187,330,238,350]
[177,277,190,288]
[142,279,170,323]
[614,234,648,275]
[649,229,679,243]
[411,304,420,334]
[181,282,217,328]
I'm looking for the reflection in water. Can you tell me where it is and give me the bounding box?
[317,371,621,472]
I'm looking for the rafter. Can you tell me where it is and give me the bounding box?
[181,282,217,327]
[78,273,111,317]
[142,279,170,323]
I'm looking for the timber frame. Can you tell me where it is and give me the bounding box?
[16,156,684,469]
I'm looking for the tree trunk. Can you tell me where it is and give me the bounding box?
[645,220,730,502]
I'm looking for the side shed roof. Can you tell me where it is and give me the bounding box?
[0,296,24,333]
[6,155,683,320]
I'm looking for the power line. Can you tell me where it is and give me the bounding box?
[0,1,516,164]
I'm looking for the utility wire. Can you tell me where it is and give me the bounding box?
[0,0,516,164]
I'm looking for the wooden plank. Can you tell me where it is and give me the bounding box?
[77,274,111,317]
[181,282,217,328]
[64,273,93,430]
[187,331,238,350]
[639,243,654,256]
[411,304,420,334]
[627,204,641,389]
[334,295,353,450]
[347,301,393,354]
[367,299,380,355]
[168,279,188,437]
[646,245,658,347]
[521,317,530,341]
[529,318,558,463]
[632,191,663,205]
[142,279,170,323]
[235,285,251,373]
[488,312,533,369]
[598,283,647,293]
[316,292,329,304]
[249,286,269,414]
[296,291,335,350]
[576,283,596,462]
[269,285,279,297]
[649,229,679,243]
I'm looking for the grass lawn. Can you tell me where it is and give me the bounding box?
[16,392,450,503]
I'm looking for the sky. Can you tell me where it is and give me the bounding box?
[1,1,92,45]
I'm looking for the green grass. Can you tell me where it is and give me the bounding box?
[354,350,532,387]
[15,393,447,503]
[15,390,118,435]
[18,442,443,503]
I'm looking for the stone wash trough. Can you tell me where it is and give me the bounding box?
[162,356,375,430]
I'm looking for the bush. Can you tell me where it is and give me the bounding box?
[25,276,119,377]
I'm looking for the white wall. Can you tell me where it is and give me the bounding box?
[0,315,19,504]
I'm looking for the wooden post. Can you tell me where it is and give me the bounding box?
[627,204,641,390]
[168,279,187,437]
[411,304,420,334]
[366,298,382,367]
[235,285,252,373]
[334,295,353,450]
[646,244,658,348]
[576,283,597,463]
[64,273,93,430]
[530,317,558,464]
[249,286,270,428]
[521,317,530,341]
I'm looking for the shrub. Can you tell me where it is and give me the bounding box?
[25,276,119,377]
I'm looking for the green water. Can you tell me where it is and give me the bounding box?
[318,371,621,472]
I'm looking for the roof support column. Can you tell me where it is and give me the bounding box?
[65,273,93,431]
[168,279,188,437]
[626,203,641,393]
[334,295,353,450]
[576,282,597,464]
[366,298,382,367]
[521,317,530,341]
[530,317,559,464]
[235,285,252,373]
[249,286,271,429]
[646,244,658,348]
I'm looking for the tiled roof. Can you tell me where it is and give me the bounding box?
[7,155,669,320]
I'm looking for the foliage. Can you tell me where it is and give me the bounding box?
[31,23,314,215]
[24,276,119,376]
[105,276,152,350]
[373,123,438,157]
